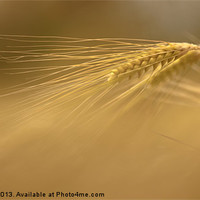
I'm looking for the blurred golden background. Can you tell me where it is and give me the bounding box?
[0,1,200,199]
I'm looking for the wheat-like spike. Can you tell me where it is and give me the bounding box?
[1,36,200,127]
[107,42,199,82]
[150,50,200,86]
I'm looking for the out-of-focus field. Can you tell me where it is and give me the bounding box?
[0,1,200,199]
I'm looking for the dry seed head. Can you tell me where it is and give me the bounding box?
[1,35,200,125]
[150,49,200,86]
[107,42,200,82]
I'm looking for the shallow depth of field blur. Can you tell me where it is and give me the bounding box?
[0,1,200,199]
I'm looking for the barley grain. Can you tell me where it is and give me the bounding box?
[0,35,200,124]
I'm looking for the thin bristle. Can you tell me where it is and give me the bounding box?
[0,35,200,126]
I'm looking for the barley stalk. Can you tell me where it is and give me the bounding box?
[0,35,200,125]
[107,42,199,82]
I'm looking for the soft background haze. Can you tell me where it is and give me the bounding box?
[0,1,200,199]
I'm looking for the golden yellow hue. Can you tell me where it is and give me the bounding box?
[0,2,200,199]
